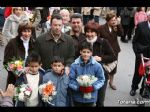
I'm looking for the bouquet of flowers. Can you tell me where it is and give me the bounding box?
[76,74,98,99]
[4,58,25,78]
[14,84,32,106]
[39,81,57,106]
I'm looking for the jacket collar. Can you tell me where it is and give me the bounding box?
[74,56,97,65]
[45,30,66,42]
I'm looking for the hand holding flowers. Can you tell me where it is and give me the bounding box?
[39,81,57,106]
[4,58,25,78]
[14,84,32,106]
[77,74,98,99]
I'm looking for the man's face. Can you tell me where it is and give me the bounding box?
[51,18,63,35]
[71,18,83,33]
[61,12,70,24]
[80,49,92,62]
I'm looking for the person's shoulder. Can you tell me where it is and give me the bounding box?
[36,32,48,41]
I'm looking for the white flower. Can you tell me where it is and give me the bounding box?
[25,90,31,96]
[48,97,52,101]
[18,92,25,101]
[52,91,57,96]
[20,87,26,92]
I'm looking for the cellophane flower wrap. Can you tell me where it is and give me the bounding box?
[14,84,32,106]
[39,81,57,106]
[76,74,98,99]
[4,57,25,78]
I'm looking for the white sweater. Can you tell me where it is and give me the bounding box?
[25,73,39,107]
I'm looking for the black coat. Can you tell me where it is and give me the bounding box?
[132,21,150,58]
[3,36,35,86]
[34,31,75,70]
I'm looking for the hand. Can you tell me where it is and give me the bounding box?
[94,56,102,62]
[117,16,121,25]
[0,84,15,98]
[65,66,70,76]
[79,86,94,93]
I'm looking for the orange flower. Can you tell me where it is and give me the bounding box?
[43,84,55,96]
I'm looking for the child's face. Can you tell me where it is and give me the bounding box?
[80,49,92,62]
[51,62,64,75]
[28,62,41,75]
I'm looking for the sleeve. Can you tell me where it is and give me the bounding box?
[33,39,41,56]
[101,39,117,63]
[116,24,124,37]
[68,64,79,91]
[132,24,142,55]
[0,96,13,107]
[2,18,14,39]
[92,64,105,91]
[3,40,15,65]
[65,37,75,67]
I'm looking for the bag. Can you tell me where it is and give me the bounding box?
[103,60,117,73]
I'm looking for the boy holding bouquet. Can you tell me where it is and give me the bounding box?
[69,42,105,107]
[43,56,70,107]
[15,52,45,107]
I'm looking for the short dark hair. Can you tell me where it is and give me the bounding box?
[51,56,64,65]
[79,41,93,52]
[26,52,42,64]
[50,14,63,25]
[84,21,100,35]
[106,11,117,22]
[70,13,83,22]
[18,22,34,37]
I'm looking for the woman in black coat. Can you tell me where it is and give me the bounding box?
[78,21,116,107]
[3,22,35,88]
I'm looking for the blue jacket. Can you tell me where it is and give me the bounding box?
[69,56,105,103]
[15,70,45,107]
[43,70,70,107]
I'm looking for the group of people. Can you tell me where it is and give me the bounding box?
[0,7,150,107]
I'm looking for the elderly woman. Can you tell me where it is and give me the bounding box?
[2,7,29,43]
[3,22,35,88]
[79,21,116,106]
[99,11,124,90]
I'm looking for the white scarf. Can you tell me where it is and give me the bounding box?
[13,14,22,22]
[21,37,30,59]
[86,36,98,46]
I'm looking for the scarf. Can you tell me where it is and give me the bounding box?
[86,36,98,46]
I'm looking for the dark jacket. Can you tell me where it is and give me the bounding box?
[15,70,45,107]
[34,31,75,70]
[66,31,86,59]
[0,7,5,28]
[132,21,150,58]
[3,36,35,85]
[99,23,124,55]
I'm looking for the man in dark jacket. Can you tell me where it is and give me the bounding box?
[130,11,150,96]
[34,14,75,75]
[66,13,86,59]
